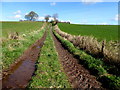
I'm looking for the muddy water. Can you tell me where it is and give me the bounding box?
[2,31,47,89]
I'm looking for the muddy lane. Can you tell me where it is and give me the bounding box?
[2,31,47,89]
[51,28,103,88]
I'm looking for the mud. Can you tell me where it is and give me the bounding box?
[51,27,103,88]
[2,31,47,89]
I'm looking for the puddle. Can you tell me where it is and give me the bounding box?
[2,31,47,89]
[36,46,41,48]
[2,60,35,88]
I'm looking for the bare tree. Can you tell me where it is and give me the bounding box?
[44,15,51,22]
[53,13,58,20]
[51,13,58,26]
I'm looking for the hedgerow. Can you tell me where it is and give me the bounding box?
[53,29,120,90]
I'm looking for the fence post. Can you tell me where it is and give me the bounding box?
[100,40,105,58]
[101,40,105,53]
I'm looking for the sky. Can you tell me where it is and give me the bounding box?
[0,1,120,25]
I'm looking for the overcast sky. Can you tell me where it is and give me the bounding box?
[0,1,119,25]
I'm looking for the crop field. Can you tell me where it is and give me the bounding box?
[2,21,43,37]
[58,23,118,41]
[1,22,120,89]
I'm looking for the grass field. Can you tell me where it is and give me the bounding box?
[58,23,118,41]
[2,21,43,37]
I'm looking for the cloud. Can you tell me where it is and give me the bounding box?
[114,14,120,21]
[7,14,21,19]
[49,17,54,21]
[59,20,70,22]
[14,14,21,18]
[12,10,22,19]
[25,13,28,15]
[38,16,55,21]
[60,20,65,22]
[14,10,21,14]
[50,2,56,6]
[38,16,44,20]
[99,22,108,25]
[66,20,72,23]
[81,0,103,4]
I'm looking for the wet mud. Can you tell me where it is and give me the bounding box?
[51,28,103,88]
[2,31,47,89]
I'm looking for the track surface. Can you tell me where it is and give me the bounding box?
[2,25,103,89]
[2,31,47,89]
[51,27,103,88]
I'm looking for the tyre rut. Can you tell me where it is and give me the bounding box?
[51,27,103,88]
[2,30,47,89]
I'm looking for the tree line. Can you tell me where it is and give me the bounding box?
[25,11,58,24]
[24,11,71,25]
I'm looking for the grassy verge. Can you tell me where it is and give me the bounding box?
[2,23,46,70]
[28,25,71,88]
[53,30,120,90]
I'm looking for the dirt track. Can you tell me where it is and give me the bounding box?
[2,31,47,89]
[51,27,103,88]
[2,24,104,89]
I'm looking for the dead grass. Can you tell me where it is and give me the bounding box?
[54,25,120,65]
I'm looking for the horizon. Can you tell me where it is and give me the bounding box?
[1,2,119,25]
[1,21,119,25]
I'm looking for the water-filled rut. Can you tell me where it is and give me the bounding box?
[2,31,47,89]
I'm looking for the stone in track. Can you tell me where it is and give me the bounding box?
[51,27,103,89]
[1,30,47,89]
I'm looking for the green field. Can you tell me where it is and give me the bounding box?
[2,21,43,37]
[58,23,118,41]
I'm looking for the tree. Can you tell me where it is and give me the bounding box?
[53,13,58,20]
[25,11,39,21]
[44,15,51,22]
[51,13,58,26]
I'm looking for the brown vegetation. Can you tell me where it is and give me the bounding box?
[54,25,120,65]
